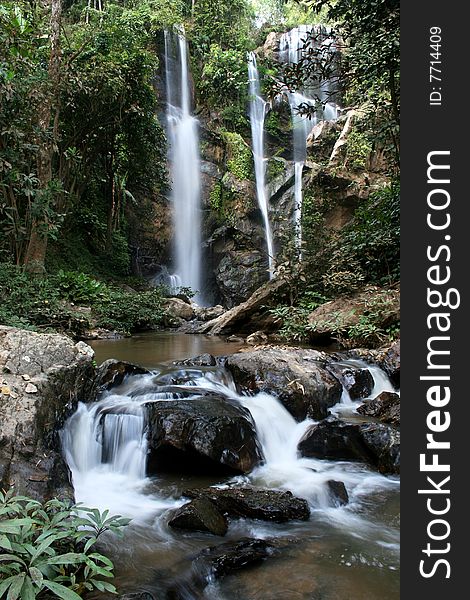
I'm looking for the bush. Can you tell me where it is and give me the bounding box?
[94,288,166,334]
[0,489,129,599]
[221,131,253,181]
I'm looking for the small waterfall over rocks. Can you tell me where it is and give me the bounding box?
[248,52,275,279]
[164,27,203,301]
[279,25,339,252]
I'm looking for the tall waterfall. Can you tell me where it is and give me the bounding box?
[279,25,339,252]
[164,28,202,300]
[248,52,275,279]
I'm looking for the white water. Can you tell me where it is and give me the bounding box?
[62,362,399,550]
[164,28,202,301]
[279,25,339,251]
[248,52,275,278]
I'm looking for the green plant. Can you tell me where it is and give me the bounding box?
[0,489,130,599]
[345,129,372,170]
[221,131,253,181]
[55,271,108,305]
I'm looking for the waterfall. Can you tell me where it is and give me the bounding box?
[248,52,275,278]
[62,363,398,522]
[279,25,339,252]
[164,28,202,300]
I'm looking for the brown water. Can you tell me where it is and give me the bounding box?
[84,333,400,599]
[89,332,246,368]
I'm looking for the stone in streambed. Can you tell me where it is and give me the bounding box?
[145,396,262,475]
[326,480,349,506]
[168,498,228,536]
[327,364,374,400]
[225,347,341,421]
[357,391,400,425]
[183,487,310,523]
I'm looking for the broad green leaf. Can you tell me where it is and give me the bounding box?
[28,567,43,587]
[0,554,26,567]
[0,575,16,599]
[42,580,83,600]
[6,573,26,600]
[0,519,34,534]
[0,535,12,550]
[19,576,35,600]
[43,553,85,566]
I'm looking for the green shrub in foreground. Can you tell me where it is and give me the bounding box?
[0,489,130,599]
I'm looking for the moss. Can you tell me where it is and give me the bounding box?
[221,131,253,181]
[345,129,373,171]
[267,158,285,182]
[210,182,223,211]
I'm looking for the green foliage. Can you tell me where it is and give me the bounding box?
[209,183,223,212]
[270,288,328,342]
[55,271,108,305]
[338,182,400,285]
[94,288,166,334]
[0,262,167,336]
[0,489,129,600]
[222,132,253,181]
[199,45,248,110]
[345,129,372,170]
[267,158,285,181]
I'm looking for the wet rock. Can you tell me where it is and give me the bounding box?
[246,331,268,346]
[357,391,400,425]
[378,339,400,387]
[173,354,217,367]
[183,487,310,523]
[327,364,374,400]
[360,422,400,474]
[168,497,228,536]
[145,396,262,475]
[298,417,400,474]
[0,326,95,500]
[215,250,268,309]
[225,347,341,420]
[193,537,276,580]
[227,335,244,343]
[326,480,349,506]
[298,418,372,463]
[119,594,156,600]
[163,298,195,321]
[92,359,149,395]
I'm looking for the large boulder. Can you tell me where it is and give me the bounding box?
[225,348,341,420]
[298,417,400,474]
[145,396,262,475]
[377,339,400,387]
[163,298,195,321]
[357,391,400,425]
[307,286,400,345]
[215,250,269,309]
[184,486,310,523]
[0,327,95,500]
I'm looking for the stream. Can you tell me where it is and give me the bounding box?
[63,335,400,599]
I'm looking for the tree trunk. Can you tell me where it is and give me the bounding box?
[24,0,62,274]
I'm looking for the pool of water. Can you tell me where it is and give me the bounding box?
[89,332,246,368]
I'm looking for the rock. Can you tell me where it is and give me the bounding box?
[307,286,400,346]
[215,250,269,308]
[193,305,225,322]
[227,335,244,343]
[80,328,123,340]
[145,396,262,475]
[357,391,400,425]
[246,331,268,346]
[261,31,283,57]
[0,326,95,500]
[173,354,217,367]
[198,276,289,335]
[378,339,400,387]
[359,422,400,474]
[193,537,276,580]
[298,418,372,463]
[298,417,400,474]
[183,487,310,523]
[118,594,156,600]
[92,359,149,396]
[326,480,349,506]
[225,347,341,420]
[327,364,374,400]
[163,298,195,321]
[168,498,228,536]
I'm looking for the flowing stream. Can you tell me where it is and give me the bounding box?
[61,344,399,599]
[248,52,275,278]
[164,27,202,300]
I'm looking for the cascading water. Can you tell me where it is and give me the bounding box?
[248,52,275,278]
[279,25,339,252]
[164,28,202,300]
